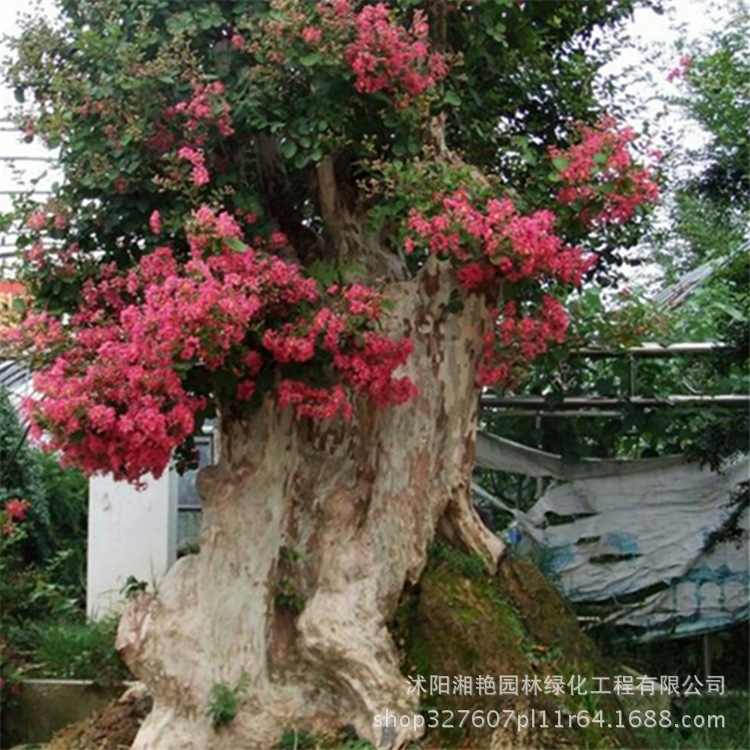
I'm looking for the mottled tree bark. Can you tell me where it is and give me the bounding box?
[117,259,504,750]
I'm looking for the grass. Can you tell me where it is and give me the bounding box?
[629,694,749,749]
[13,616,131,684]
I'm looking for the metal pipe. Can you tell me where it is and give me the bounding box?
[481,410,625,418]
[571,343,728,358]
[481,395,749,409]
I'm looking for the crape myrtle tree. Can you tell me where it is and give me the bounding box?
[3,1,657,747]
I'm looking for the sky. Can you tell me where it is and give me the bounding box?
[0,0,738,274]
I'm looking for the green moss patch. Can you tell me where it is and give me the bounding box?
[390,545,630,748]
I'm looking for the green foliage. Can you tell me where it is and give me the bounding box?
[274,726,375,749]
[634,694,750,750]
[653,4,748,274]
[677,11,749,217]
[0,385,37,505]
[274,578,305,613]
[276,729,317,749]
[341,741,375,750]
[120,575,149,599]
[644,8,749,467]
[0,386,88,597]
[207,682,238,729]
[1,0,652,319]
[206,672,249,729]
[12,617,130,683]
[442,1,640,168]
[1,385,91,700]
[275,545,305,613]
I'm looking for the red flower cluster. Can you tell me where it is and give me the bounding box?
[12,207,416,483]
[549,117,659,226]
[5,499,29,522]
[1,498,30,537]
[143,80,236,193]
[25,204,68,232]
[345,4,448,106]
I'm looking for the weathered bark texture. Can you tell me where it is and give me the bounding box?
[117,260,504,750]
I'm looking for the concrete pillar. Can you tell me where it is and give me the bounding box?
[87,472,177,619]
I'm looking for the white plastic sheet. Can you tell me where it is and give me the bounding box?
[475,432,749,639]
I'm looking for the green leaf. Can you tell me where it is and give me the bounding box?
[280,140,297,159]
[443,90,462,107]
[552,156,569,171]
[299,53,322,67]
[713,301,746,322]
[488,23,506,43]
[224,238,246,253]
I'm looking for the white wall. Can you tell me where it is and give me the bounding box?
[87,472,177,619]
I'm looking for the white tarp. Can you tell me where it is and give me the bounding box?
[475,432,749,639]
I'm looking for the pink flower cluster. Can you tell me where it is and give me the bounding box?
[234,1,447,119]
[278,381,352,420]
[405,191,595,386]
[144,79,236,194]
[478,296,569,385]
[549,117,659,226]
[345,4,448,106]
[15,206,416,483]
[25,206,68,232]
[177,146,210,187]
[301,26,323,45]
[667,54,693,83]
[164,81,234,140]
[406,192,596,289]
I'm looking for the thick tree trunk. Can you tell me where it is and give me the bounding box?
[117,260,504,750]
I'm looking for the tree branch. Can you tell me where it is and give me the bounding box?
[255,133,323,264]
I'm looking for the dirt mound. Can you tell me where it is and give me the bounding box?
[44,684,152,750]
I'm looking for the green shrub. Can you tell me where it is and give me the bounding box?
[13,617,130,684]
[206,672,249,729]
[1,384,90,704]
[635,694,750,750]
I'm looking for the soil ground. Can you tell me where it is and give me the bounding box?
[41,684,151,750]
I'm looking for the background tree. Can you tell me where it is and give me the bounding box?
[481,1,748,480]
[660,1,749,468]
[1,384,91,726]
[476,10,748,698]
[2,1,657,748]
